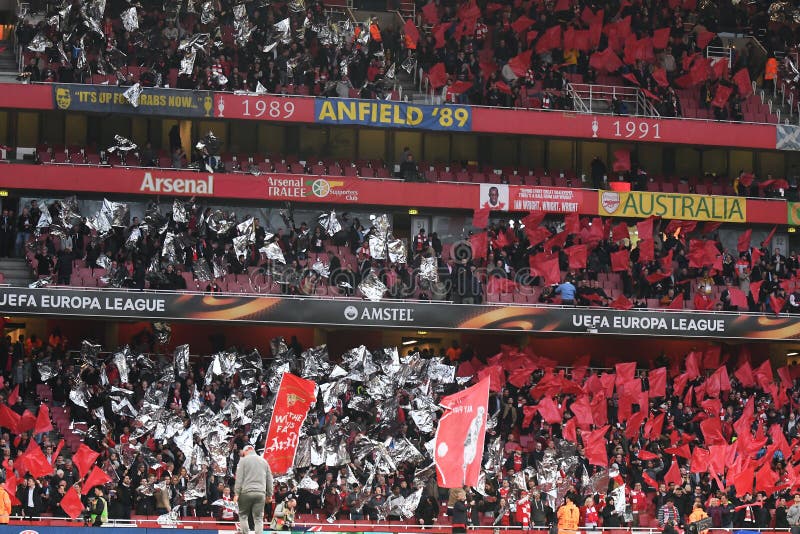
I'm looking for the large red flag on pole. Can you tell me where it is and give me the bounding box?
[263,373,317,474]
[434,377,490,488]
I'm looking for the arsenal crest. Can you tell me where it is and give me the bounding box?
[601,191,621,214]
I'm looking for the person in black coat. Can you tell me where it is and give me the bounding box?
[602,497,622,527]
[452,489,469,534]
[56,247,75,285]
[17,477,44,518]
[416,495,439,525]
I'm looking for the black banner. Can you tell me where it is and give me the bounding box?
[53,84,214,117]
[2,287,799,340]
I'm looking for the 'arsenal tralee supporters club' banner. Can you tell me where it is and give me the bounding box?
[263,373,317,474]
[434,377,490,487]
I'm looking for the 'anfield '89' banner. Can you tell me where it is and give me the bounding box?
[314,98,472,131]
[2,287,800,340]
[263,373,317,474]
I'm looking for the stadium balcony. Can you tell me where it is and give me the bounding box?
[26,144,785,199]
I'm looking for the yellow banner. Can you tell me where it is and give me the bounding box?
[598,190,746,222]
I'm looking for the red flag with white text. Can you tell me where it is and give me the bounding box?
[434,377,490,488]
[263,373,317,474]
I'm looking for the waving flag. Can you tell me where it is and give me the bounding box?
[263,373,317,474]
[434,377,490,487]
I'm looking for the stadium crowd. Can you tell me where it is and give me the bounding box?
[11,0,795,117]
[18,195,800,313]
[0,327,796,531]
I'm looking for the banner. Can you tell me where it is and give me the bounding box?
[471,108,779,150]
[214,93,315,122]
[598,190,746,223]
[480,184,584,212]
[2,287,800,340]
[434,377,490,488]
[263,373,317,474]
[314,98,472,131]
[789,202,800,225]
[52,84,214,117]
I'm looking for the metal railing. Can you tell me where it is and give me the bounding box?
[706,46,733,69]
[567,83,660,117]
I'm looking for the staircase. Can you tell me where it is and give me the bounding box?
[0,258,34,287]
[0,41,18,79]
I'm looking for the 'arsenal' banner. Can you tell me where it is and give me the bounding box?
[434,377,490,488]
[263,373,317,474]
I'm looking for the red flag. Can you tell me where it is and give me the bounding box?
[535,26,561,52]
[711,85,733,108]
[473,208,489,228]
[34,404,52,435]
[667,293,684,310]
[522,212,546,228]
[636,216,654,239]
[625,411,647,439]
[427,63,448,89]
[649,367,666,397]
[727,287,749,308]
[72,444,100,478]
[733,361,756,388]
[0,404,20,433]
[508,49,533,77]
[589,47,623,72]
[22,440,53,478]
[403,19,420,47]
[536,397,562,424]
[584,425,610,466]
[770,295,786,315]
[663,457,683,485]
[738,229,752,253]
[664,443,692,459]
[263,373,317,474]
[82,466,112,495]
[563,418,577,442]
[702,221,722,235]
[652,67,669,87]
[5,472,19,506]
[565,244,587,270]
[18,410,36,433]
[611,222,630,241]
[60,487,85,519]
[638,239,655,263]
[564,212,580,234]
[644,413,665,439]
[734,68,752,96]
[421,2,438,24]
[653,27,670,49]
[690,447,710,473]
[610,294,633,310]
[685,351,701,379]
[638,450,659,461]
[611,249,630,272]
[52,439,64,466]
[693,292,715,311]
[477,364,506,392]
[733,462,755,497]
[510,15,534,34]
[689,57,712,84]
[469,232,488,260]
[700,417,726,445]
[7,385,18,407]
[750,280,763,302]
[570,396,594,428]
[763,226,777,248]
[755,465,779,494]
[434,377,490,487]
[642,472,659,488]
[612,149,631,172]
[697,31,715,49]
[529,254,561,285]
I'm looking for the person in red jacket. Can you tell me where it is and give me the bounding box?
[629,482,647,526]
[516,490,531,528]
[583,496,600,528]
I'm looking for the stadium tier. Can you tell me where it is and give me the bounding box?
[5,0,800,529]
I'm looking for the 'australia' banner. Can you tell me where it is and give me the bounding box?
[53,84,214,117]
[1,287,800,340]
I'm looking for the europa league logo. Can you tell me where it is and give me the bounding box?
[591,117,599,138]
